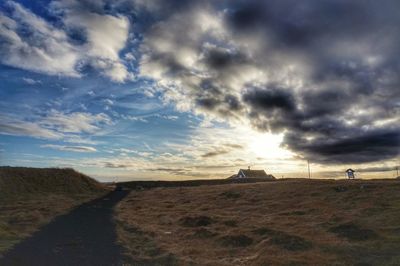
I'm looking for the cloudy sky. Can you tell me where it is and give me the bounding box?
[0,0,399,181]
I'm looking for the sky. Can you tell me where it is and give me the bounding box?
[0,0,399,181]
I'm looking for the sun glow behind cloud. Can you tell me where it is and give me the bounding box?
[247,131,292,160]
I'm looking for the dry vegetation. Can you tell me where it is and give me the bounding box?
[116,179,400,265]
[0,167,107,255]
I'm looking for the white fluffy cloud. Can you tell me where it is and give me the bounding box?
[0,115,63,139]
[52,0,131,81]
[0,111,111,140]
[0,0,131,82]
[39,110,111,134]
[22,77,41,85]
[0,1,80,76]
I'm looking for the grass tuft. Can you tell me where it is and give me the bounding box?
[179,216,213,227]
[329,223,378,241]
[218,234,253,247]
[252,227,312,251]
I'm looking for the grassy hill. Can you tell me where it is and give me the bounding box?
[0,166,105,198]
[0,167,108,255]
[116,178,400,265]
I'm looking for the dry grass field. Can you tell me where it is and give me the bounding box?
[116,179,400,266]
[0,167,108,255]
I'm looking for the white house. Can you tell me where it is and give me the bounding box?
[230,167,275,179]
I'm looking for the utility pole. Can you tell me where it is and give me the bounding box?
[307,160,311,179]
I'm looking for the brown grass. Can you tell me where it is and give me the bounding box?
[0,167,108,255]
[115,179,400,265]
[0,166,105,198]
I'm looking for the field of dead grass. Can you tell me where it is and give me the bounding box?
[116,179,400,265]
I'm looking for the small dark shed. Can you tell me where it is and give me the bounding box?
[345,168,355,179]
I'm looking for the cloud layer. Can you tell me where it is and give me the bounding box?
[0,1,80,77]
[41,144,97,153]
[0,110,111,141]
[0,0,131,81]
[0,0,399,166]
[136,0,400,163]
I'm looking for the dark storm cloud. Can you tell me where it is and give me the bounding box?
[204,47,249,70]
[195,81,244,116]
[227,0,400,50]
[300,89,349,118]
[136,0,400,164]
[357,166,398,173]
[196,98,219,111]
[224,95,242,111]
[284,130,400,164]
[242,87,302,133]
[243,87,295,112]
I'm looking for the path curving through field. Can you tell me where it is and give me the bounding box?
[1,190,129,266]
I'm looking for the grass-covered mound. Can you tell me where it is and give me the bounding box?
[0,167,105,198]
[0,166,107,255]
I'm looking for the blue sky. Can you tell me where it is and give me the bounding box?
[0,60,202,180]
[0,0,399,181]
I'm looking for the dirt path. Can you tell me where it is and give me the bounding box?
[1,190,129,266]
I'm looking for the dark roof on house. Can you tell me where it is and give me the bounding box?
[239,169,268,178]
[345,168,355,172]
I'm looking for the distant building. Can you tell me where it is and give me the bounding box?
[229,167,275,179]
[345,168,355,179]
